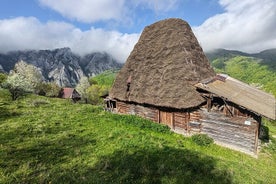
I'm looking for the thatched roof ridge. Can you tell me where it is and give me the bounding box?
[110,18,215,109]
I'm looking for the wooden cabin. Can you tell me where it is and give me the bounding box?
[59,87,81,102]
[107,18,276,155]
[193,74,276,154]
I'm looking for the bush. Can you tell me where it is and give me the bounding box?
[191,134,214,146]
[259,125,269,142]
[0,73,7,86]
[87,85,109,105]
[35,82,61,97]
[0,88,11,101]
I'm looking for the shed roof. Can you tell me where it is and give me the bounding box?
[61,88,80,99]
[109,18,215,109]
[195,74,276,120]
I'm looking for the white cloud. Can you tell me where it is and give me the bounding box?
[0,17,139,62]
[194,0,276,53]
[70,28,140,62]
[39,0,126,23]
[39,0,180,23]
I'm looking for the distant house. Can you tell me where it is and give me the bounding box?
[59,88,81,102]
[107,18,276,155]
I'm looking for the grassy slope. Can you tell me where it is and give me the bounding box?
[91,70,118,88]
[212,56,276,96]
[0,92,276,183]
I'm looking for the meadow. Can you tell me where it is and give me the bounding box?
[0,89,276,183]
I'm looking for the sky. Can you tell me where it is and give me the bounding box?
[0,0,275,62]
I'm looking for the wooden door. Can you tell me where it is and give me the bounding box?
[160,111,173,128]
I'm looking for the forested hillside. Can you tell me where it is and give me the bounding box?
[206,49,276,96]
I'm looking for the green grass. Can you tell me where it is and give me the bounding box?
[211,56,276,96]
[91,70,118,88]
[0,93,276,183]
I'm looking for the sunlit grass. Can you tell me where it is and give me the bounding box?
[0,93,276,183]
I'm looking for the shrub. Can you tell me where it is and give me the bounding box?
[0,73,7,86]
[259,125,269,142]
[191,134,214,146]
[87,85,109,105]
[0,88,11,101]
[35,82,61,97]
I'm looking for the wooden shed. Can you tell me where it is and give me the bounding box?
[108,18,276,155]
[195,74,276,154]
[59,87,81,102]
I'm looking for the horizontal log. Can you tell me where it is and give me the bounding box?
[202,130,255,146]
[174,124,187,129]
[201,118,257,129]
[174,113,187,116]
[201,122,256,136]
[202,127,255,140]
[202,122,256,133]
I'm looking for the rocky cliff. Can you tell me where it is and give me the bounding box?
[0,48,122,87]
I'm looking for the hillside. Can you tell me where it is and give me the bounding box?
[206,48,276,96]
[1,48,276,183]
[0,48,122,87]
[0,93,276,183]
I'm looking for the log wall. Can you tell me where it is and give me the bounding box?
[174,112,188,130]
[117,101,158,122]
[115,100,260,154]
[200,108,259,154]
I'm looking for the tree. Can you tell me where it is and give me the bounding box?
[76,76,90,103]
[3,60,43,100]
[35,82,61,97]
[13,60,43,90]
[0,73,7,86]
[3,73,33,100]
[87,84,109,105]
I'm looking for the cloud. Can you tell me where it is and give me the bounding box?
[194,0,276,53]
[70,28,140,62]
[39,0,126,23]
[0,17,139,62]
[39,0,180,23]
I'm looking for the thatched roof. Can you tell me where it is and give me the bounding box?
[110,18,215,109]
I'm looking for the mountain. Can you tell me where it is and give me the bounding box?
[206,48,276,70]
[0,48,122,87]
[205,48,276,96]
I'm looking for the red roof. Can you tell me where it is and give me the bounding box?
[61,88,80,99]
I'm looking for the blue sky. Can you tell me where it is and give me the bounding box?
[0,0,223,32]
[0,0,275,62]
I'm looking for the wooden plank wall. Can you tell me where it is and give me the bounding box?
[117,101,158,122]
[189,111,202,133]
[116,101,259,154]
[200,109,259,153]
[117,101,131,114]
[159,111,173,128]
[116,101,193,132]
[174,112,188,130]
